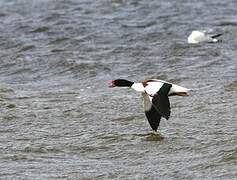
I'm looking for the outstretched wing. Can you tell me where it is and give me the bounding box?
[142,83,172,131]
[152,92,171,120]
[143,93,161,131]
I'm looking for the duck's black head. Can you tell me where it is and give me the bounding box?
[109,79,134,87]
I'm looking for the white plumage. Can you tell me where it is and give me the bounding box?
[110,79,190,131]
[188,30,222,44]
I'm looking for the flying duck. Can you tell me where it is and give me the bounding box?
[109,79,190,131]
[188,30,222,44]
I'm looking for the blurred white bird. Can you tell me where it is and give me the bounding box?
[188,30,222,44]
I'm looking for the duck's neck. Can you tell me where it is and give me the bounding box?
[131,83,145,92]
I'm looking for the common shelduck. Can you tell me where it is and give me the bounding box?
[188,30,222,44]
[109,79,190,131]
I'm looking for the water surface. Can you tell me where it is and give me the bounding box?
[0,0,236,179]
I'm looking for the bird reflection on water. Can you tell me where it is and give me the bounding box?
[134,132,165,142]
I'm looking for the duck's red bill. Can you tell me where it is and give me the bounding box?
[109,80,115,88]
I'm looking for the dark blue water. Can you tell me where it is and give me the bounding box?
[0,0,236,179]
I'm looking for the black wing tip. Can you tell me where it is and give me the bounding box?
[145,108,161,132]
[211,33,223,38]
[151,127,158,131]
[165,110,171,120]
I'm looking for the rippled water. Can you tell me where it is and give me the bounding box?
[0,0,236,179]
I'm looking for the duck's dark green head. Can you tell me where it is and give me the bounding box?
[109,79,134,87]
